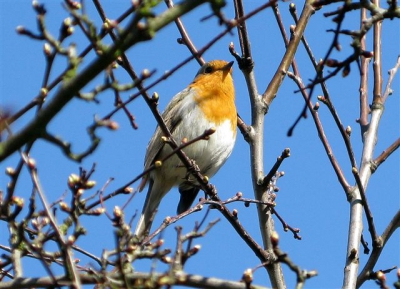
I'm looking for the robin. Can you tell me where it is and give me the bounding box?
[135,60,237,237]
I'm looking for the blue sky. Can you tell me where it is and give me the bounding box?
[0,1,399,288]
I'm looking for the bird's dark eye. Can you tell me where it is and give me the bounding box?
[204,66,213,74]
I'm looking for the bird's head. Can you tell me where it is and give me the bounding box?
[194,60,234,81]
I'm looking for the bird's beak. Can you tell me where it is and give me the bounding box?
[223,61,234,71]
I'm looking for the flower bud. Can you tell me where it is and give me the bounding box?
[114,206,122,218]
[59,202,69,211]
[232,209,238,217]
[361,50,374,58]
[271,231,279,247]
[40,87,48,97]
[76,188,85,197]
[376,270,385,281]
[342,64,351,77]
[12,196,24,207]
[124,187,134,194]
[84,180,96,189]
[43,43,52,56]
[16,26,25,34]
[66,26,74,36]
[27,157,36,169]
[325,59,339,67]
[152,92,159,101]
[6,167,15,176]
[67,235,76,245]
[68,174,80,188]
[141,69,150,79]
[89,207,106,216]
[154,160,162,168]
[67,1,81,9]
[242,268,253,284]
[346,126,352,136]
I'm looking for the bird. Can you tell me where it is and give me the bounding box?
[135,60,237,238]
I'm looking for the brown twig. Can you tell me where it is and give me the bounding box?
[372,0,383,104]
[262,148,290,188]
[382,55,400,103]
[263,0,315,106]
[371,138,400,172]
[271,208,301,240]
[164,0,205,66]
[0,271,272,289]
[21,154,81,288]
[286,71,350,191]
[359,7,370,129]
[233,0,252,60]
[357,210,400,287]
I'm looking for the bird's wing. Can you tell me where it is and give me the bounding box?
[138,87,193,191]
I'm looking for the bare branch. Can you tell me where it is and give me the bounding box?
[21,154,81,287]
[287,72,351,191]
[372,138,400,172]
[165,0,205,66]
[263,0,315,106]
[357,210,400,287]
[382,55,400,103]
[359,7,370,128]
[0,0,213,162]
[0,272,272,289]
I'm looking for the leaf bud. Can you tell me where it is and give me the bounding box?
[232,209,238,217]
[325,59,339,67]
[342,64,350,77]
[242,268,253,284]
[346,126,352,136]
[271,231,279,247]
[361,50,374,58]
[141,69,151,79]
[84,180,96,189]
[16,26,26,34]
[43,43,52,56]
[67,235,76,245]
[376,270,385,281]
[59,202,69,212]
[12,196,24,207]
[113,206,122,218]
[90,207,106,215]
[6,167,15,176]
[40,87,48,97]
[68,173,80,188]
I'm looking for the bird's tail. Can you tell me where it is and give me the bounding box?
[134,179,165,238]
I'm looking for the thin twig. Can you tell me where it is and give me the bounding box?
[164,0,205,65]
[286,71,350,191]
[359,7,370,129]
[357,210,400,287]
[371,138,400,172]
[382,55,400,103]
[22,154,81,288]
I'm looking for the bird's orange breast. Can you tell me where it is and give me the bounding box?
[189,73,237,134]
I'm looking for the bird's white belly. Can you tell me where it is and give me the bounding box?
[157,106,236,185]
